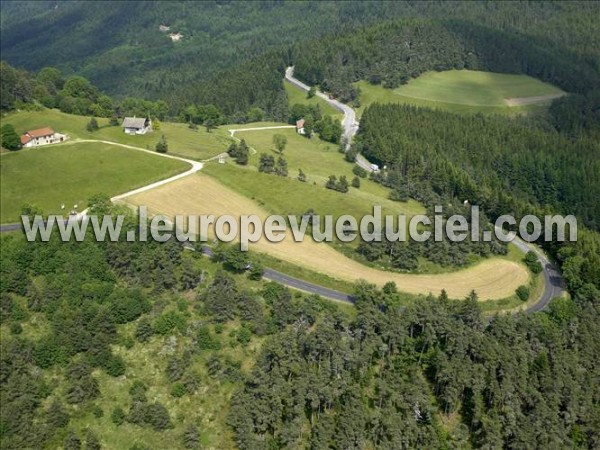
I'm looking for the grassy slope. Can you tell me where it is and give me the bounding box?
[1,109,232,161]
[284,80,343,120]
[355,69,564,117]
[127,173,530,301]
[223,126,424,217]
[0,141,187,222]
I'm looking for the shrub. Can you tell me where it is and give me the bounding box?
[155,134,168,153]
[170,383,186,398]
[352,165,368,178]
[111,407,126,425]
[86,117,99,132]
[516,285,530,301]
[247,263,264,281]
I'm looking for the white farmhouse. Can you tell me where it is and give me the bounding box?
[122,117,152,135]
[20,127,67,148]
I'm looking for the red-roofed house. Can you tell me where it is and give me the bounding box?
[20,127,67,148]
[296,119,306,135]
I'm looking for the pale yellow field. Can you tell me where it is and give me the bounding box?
[126,173,530,300]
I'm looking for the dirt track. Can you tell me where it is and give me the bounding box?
[504,92,566,106]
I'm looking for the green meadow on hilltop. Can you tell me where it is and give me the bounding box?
[354,70,565,116]
[1,109,232,161]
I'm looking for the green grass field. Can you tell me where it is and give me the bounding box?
[0,141,187,222]
[206,126,424,219]
[1,109,232,161]
[355,70,565,116]
[284,80,342,119]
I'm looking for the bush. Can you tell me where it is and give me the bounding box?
[516,285,530,301]
[236,326,252,346]
[352,165,368,178]
[135,317,154,342]
[154,311,186,335]
[1,124,22,150]
[345,147,358,162]
[247,263,264,281]
[170,382,186,398]
[523,251,543,274]
[111,407,126,425]
[103,354,126,377]
[197,326,221,350]
[92,405,104,418]
[155,134,168,153]
[351,176,361,188]
[86,117,99,132]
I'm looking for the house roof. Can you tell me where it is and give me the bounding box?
[122,117,147,129]
[20,127,55,144]
[296,119,305,128]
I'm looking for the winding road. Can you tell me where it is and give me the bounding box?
[284,67,564,311]
[285,66,373,173]
[1,74,564,312]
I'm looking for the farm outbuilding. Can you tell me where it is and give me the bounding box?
[122,117,152,135]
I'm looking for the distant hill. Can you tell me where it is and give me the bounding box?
[0,1,428,99]
[2,1,597,105]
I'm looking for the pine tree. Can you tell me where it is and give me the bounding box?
[86,117,99,132]
[297,168,306,182]
[64,430,81,450]
[83,429,101,450]
[182,424,201,449]
[155,134,168,153]
[275,156,288,176]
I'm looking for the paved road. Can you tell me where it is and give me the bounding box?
[262,268,354,303]
[285,67,359,148]
[500,227,565,312]
[2,119,564,313]
[186,243,355,303]
[282,68,565,312]
[285,67,375,174]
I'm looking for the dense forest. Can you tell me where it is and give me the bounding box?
[357,105,600,230]
[0,1,467,106]
[353,103,600,301]
[1,204,599,449]
[2,1,599,120]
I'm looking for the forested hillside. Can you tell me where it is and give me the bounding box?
[353,103,600,305]
[2,209,599,449]
[2,1,598,118]
[293,9,600,101]
[0,1,452,103]
[357,105,600,230]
